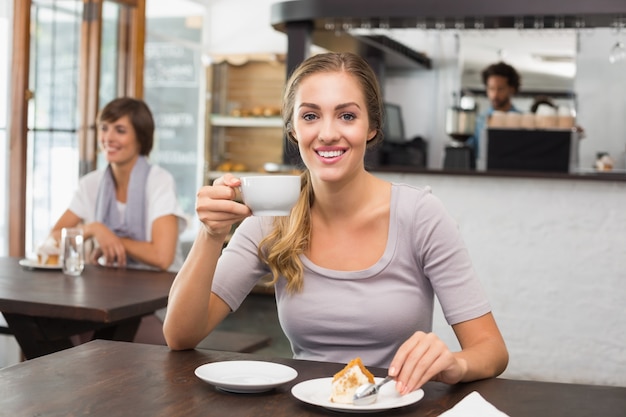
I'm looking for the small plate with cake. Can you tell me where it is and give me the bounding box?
[291,357,424,413]
[195,360,298,393]
[19,258,62,270]
[21,237,62,270]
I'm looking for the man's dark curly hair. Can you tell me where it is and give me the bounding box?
[481,62,521,93]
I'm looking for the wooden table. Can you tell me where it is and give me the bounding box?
[1,340,624,417]
[0,257,175,359]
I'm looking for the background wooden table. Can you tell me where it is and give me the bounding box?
[0,257,175,359]
[1,340,624,417]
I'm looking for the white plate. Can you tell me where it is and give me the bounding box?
[19,258,62,270]
[194,360,298,393]
[291,377,424,413]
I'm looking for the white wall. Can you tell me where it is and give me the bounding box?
[575,28,626,170]
[203,0,286,55]
[375,172,626,387]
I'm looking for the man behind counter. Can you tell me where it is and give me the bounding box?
[467,61,522,161]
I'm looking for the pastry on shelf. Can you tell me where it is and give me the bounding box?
[216,161,247,172]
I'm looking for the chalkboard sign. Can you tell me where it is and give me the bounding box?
[145,42,197,87]
[144,18,203,216]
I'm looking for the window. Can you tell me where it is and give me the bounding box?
[8,0,146,257]
[26,0,83,255]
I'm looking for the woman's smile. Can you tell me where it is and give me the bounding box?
[315,146,348,162]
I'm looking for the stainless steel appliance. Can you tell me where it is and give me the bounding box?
[443,105,477,170]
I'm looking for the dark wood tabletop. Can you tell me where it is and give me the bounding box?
[1,340,624,417]
[0,257,175,359]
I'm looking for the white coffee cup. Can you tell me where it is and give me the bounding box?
[60,227,84,276]
[240,175,301,216]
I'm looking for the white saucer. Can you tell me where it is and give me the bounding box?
[195,360,298,393]
[291,377,424,413]
[19,258,62,270]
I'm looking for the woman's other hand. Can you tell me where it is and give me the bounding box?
[87,222,127,267]
[197,173,251,239]
[388,313,508,395]
[388,331,466,395]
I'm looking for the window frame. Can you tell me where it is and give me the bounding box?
[8,0,146,257]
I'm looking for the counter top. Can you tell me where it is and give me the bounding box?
[372,166,626,182]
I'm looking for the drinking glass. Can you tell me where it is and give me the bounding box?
[61,227,84,276]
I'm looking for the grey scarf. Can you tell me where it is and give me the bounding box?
[95,156,152,264]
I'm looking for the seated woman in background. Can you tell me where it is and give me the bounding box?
[48,97,187,345]
[48,97,187,272]
[164,52,508,395]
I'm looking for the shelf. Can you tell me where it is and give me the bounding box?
[210,115,283,128]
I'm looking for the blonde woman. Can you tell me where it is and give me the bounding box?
[164,52,508,395]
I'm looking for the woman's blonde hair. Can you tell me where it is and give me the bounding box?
[258,52,384,293]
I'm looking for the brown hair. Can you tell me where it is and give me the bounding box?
[259,52,384,293]
[99,97,155,156]
[481,61,521,93]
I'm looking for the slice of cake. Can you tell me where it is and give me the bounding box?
[330,357,375,404]
[36,236,60,266]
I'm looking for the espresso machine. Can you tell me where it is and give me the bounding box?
[443,98,477,170]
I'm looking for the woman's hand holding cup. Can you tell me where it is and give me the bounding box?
[196,173,251,239]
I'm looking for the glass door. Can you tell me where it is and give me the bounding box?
[9,0,144,257]
[26,0,84,257]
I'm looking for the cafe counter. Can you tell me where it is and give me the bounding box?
[373,165,626,182]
